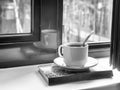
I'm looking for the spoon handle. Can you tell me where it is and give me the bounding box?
[83,31,94,46]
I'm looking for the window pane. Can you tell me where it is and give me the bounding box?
[63,0,113,44]
[0,0,31,34]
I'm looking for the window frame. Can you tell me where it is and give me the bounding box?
[0,0,41,46]
[0,0,61,68]
[110,0,120,69]
[0,0,117,68]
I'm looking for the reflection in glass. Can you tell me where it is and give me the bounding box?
[34,29,57,50]
[63,0,113,43]
[0,0,31,34]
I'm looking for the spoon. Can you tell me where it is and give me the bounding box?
[83,31,94,46]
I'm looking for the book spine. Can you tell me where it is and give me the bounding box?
[38,70,49,84]
[48,71,113,85]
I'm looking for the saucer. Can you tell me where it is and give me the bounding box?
[53,57,98,71]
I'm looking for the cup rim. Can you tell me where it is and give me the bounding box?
[62,42,88,48]
[41,29,56,33]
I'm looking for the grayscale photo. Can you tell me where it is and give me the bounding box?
[0,0,120,90]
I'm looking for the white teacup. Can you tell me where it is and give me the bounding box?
[58,42,88,67]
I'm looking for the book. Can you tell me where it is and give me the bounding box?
[38,63,113,85]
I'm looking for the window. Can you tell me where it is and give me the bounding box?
[0,0,40,45]
[62,0,113,57]
[0,0,118,68]
[0,0,41,68]
[63,0,113,43]
[0,0,61,68]
[0,0,31,34]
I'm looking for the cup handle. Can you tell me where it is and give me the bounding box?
[58,45,63,57]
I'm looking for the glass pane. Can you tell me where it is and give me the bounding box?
[0,0,31,34]
[63,0,113,44]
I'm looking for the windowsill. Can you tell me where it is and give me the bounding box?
[0,57,120,90]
